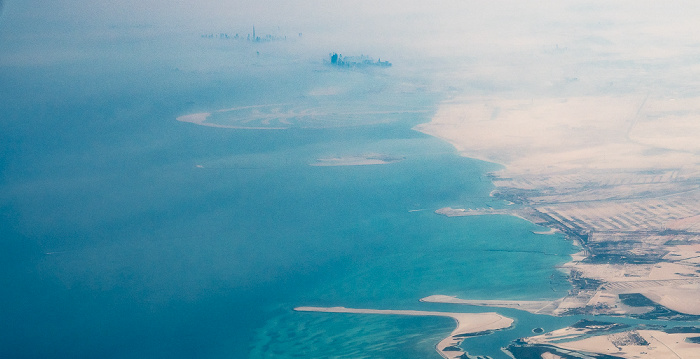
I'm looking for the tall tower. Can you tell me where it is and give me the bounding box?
[253,26,256,40]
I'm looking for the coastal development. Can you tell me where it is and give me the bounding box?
[200,26,291,42]
[10,0,700,358]
[417,95,700,357]
[290,95,700,359]
[290,95,700,358]
[327,53,392,68]
[517,322,700,359]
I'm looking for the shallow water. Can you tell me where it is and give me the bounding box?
[0,32,622,359]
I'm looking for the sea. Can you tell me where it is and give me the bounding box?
[0,28,624,359]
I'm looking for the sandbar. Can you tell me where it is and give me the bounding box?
[311,154,404,167]
[532,228,558,235]
[294,306,513,359]
[422,295,559,315]
[176,111,288,129]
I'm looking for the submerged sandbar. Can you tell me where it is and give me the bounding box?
[294,306,513,359]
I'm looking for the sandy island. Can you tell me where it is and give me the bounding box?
[311,154,404,167]
[532,228,559,235]
[176,108,290,130]
[176,106,430,130]
[294,306,513,359]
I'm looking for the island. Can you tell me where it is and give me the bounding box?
[311,154,404,166]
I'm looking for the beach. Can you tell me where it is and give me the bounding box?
[413,95,700,356]
[414,95,700,316]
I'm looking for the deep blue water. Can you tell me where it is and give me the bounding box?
[1,33,583,358]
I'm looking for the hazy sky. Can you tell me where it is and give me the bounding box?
[4,1,700,54]
[3,0,700,96]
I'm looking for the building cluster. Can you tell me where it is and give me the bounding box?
[328,53,392,68]
[200,27,290,43]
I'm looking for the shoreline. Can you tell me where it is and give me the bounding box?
[520,323,700,359]
[294,306,513,359]
[412,96,700,356]
[412,97,700,317]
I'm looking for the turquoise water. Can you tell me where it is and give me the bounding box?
[1,31,582,358]
[249,175,578,358]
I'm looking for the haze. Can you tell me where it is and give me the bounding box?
[3,1,700,358]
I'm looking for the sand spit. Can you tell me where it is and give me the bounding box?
[435,207,529,225]
[422,295,560,315]
[532,228,559,235]
[424,274,700,317]
[435,207,514,217]
[294,306,513,359]
[176,112,211,125]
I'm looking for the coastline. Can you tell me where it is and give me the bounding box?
[521,324,700,358]
[412,96,700,317]
[413,96,700,357]
[257,95,700,357]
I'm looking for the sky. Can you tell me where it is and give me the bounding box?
[3,0,700,124]
[3,1,700,60]
[4,0,700,73]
